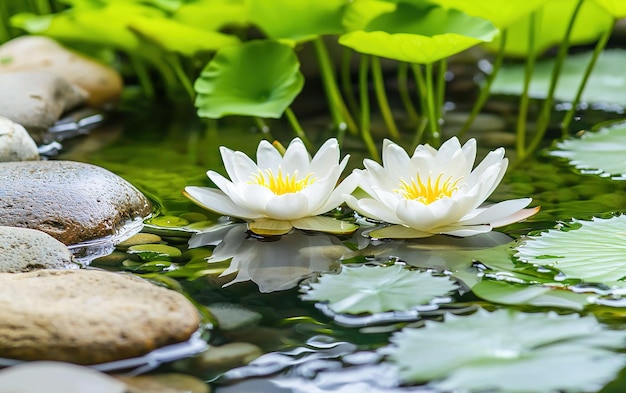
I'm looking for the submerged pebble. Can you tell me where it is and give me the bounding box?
[116,233,162,249]
[184,342,263,373]
[206,303,263,332]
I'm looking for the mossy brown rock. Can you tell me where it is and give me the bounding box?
[0,269,200,364]
[0,160,152,245]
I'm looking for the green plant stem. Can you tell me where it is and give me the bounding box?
[424,62,440,146]
[254,117,273,139]
[516,12,538,157]
[340,47,360,121]
[129,54,155,99]
[165,54,195,102]
[460,29,508,138]
[285,107,312,148]
[313,37,358,135]
[523,0,584,160]
[371,56,400,140]
[560,22,613,135]
[0,2,9,43]
[436,58,447,128]
[397,62,419,125]
[410,63,428,123]
[359,54,380,161]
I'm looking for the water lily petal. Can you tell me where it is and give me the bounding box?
[256,139,283,171]
[461,138,477,170]
[283,138,311,173]
[309,169,360,215]
[361,161,397,193]
[310,138,341,175]
[395,199,439,229]
[491,206,541,228]
[230,150,262,183]
[344,194,399,223]
[292,216,358,234]
[460,198,533,226]
[383,139,412,178]
[184,186,262,219]
[248,218,293,236]
[369,225,434,239]
[263,192,311,220]
[438,224,494,237]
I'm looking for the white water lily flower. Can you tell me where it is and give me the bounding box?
[344,137,539,239]
[184,138,359,236]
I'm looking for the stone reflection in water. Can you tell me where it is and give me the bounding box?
[189,224,352,293]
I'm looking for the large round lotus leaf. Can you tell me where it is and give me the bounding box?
[173,0,249,31]
[428,0,547,29]
[129,17,240,57]
[484,0,613,57]
[342,0,396,32]
[247,0,346,43]
[338,1,498,64]
[593,0,626,18]
[194,40,304,119]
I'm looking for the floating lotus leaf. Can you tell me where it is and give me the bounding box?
[302,264,458,314]
[550,121,626,179]
[194,40,304,119]
[383,308,626,392]
[471,280,590,311]
[247,0,346,43]
[485,0,612,57]
[491,50,626,109]
[129,17,240,57]
[339,1,498,64]
[515,216,626,283]
[428,0,547,29]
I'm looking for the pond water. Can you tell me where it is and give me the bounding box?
[56,101,626,393]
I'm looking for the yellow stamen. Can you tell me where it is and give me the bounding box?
[395,173,461,204]
[249,168,316,195]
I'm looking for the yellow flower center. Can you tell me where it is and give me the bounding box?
[249,168,316,195]
[396,173,461,204]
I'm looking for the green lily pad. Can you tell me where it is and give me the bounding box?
[428,0,547,28]
[472,280,591,311]
[515,216,626,283]
[194,40,304,118]
[484,0,613,57]
[339,1,498,64]
[302,264,458,314]
[550,121,626,179]
[128,244,183,260]
[383,308,626,392]
[248,0,346,43]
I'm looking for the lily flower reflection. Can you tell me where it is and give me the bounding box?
[189,224,351,293]
[184,138,359,236]
[345,137,539,239]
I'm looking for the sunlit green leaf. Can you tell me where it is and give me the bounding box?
[302,264,458,314]
[383,308,626,392]
[427,0,547,29]
[485,0,613,57]
[173,0,249,31]
[592,0,626,18]
[550,121,626,179]
[129,17,240,57]
[341,0,396,32]
[194,40,304,118]
[472,280,590,310]
[248,0,347,44]
[515,216,626,283]
[339,1,498,64]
